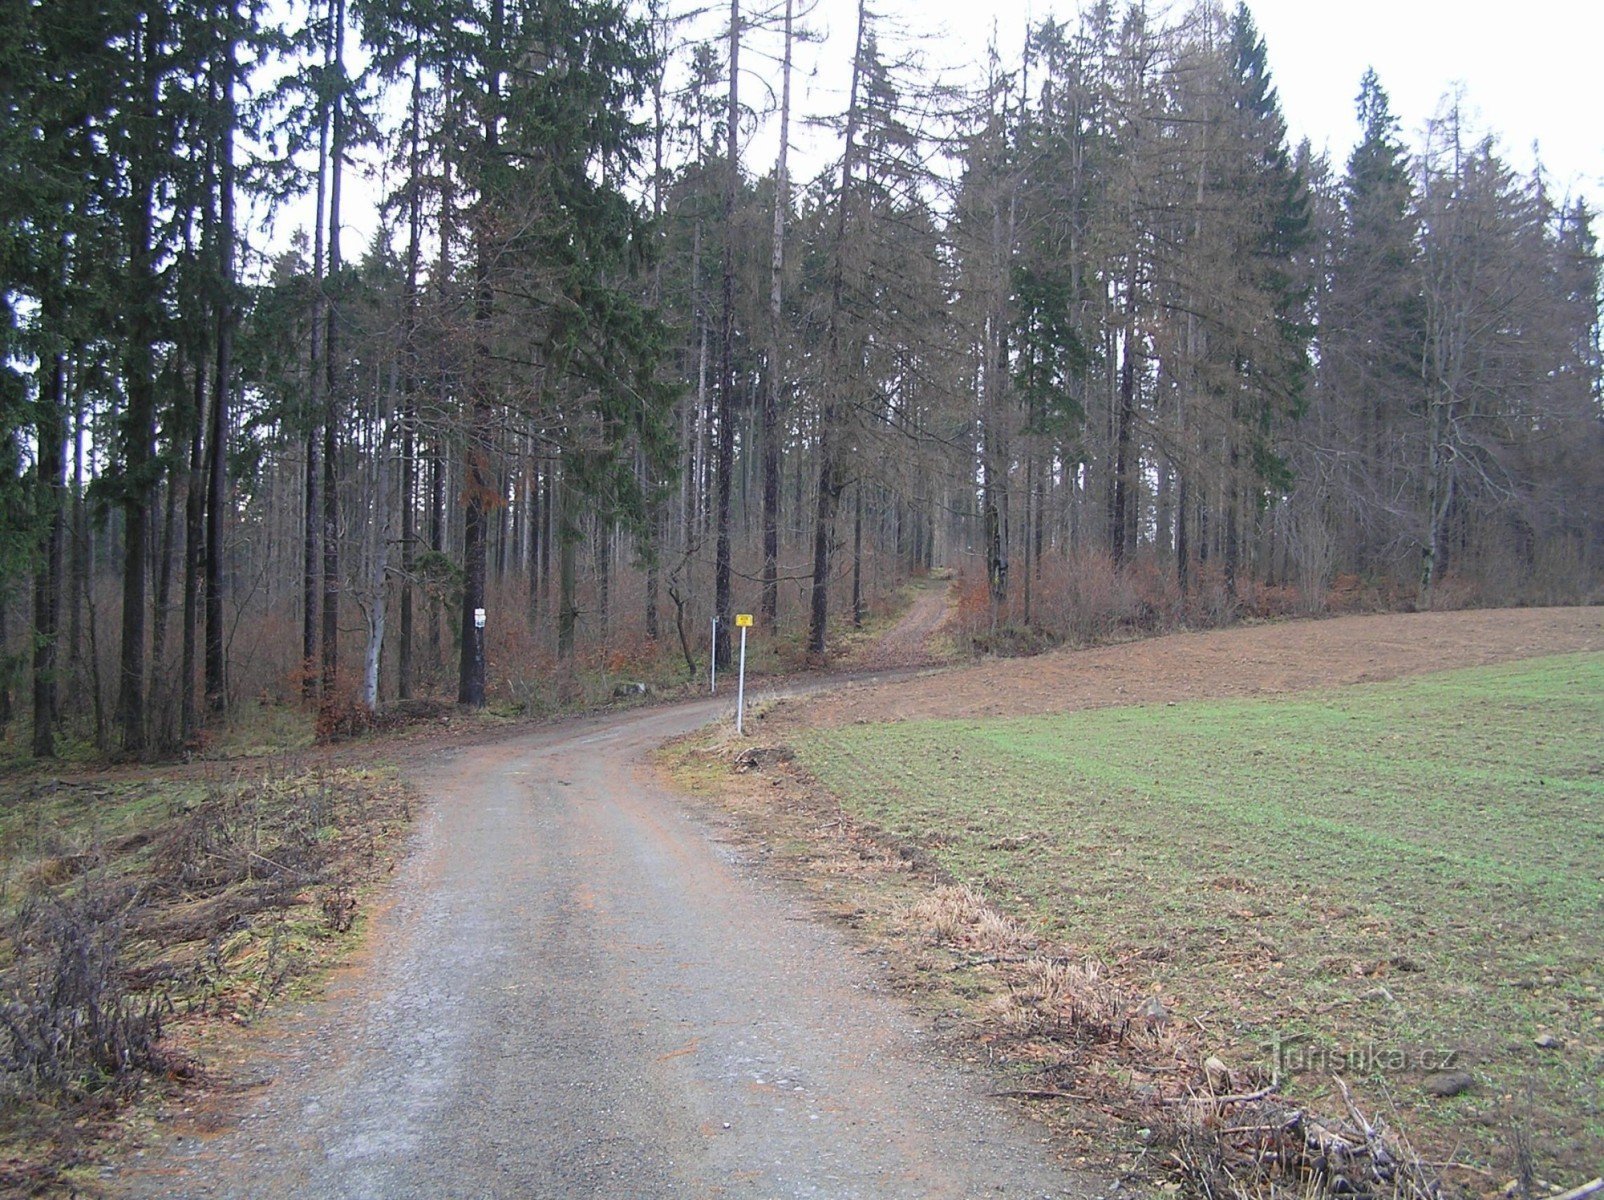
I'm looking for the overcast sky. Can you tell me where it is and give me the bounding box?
[766,0,1602,208]
[277,0,1603,263]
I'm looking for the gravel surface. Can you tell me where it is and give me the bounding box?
[114,696,1104,1200]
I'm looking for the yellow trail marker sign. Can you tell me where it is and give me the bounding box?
[735,613,753,627]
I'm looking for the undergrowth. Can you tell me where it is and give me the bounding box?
[0,762,413,1195]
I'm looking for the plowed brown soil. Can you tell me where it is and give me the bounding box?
[782,605,1602,729]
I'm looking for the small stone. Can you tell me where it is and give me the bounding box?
[1422,1070,1474,1098]
[1533,1032,1563,1050]
[1136,995,1168,1024]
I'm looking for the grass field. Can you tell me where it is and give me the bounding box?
[794,653,1604,1182]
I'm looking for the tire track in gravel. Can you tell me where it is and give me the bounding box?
[114,694,1102,1200]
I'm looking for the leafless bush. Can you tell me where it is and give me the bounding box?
[1048,550,1145,643]
[1291,510,1336,613]
[1,884,166,1097]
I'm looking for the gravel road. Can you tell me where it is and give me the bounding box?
[116,693,1103,1200]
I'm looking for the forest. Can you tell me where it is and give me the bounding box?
[1,0,1600,759]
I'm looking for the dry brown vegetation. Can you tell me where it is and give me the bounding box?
[0,763,413,1196]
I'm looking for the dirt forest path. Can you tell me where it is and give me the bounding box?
[840,577,956,671]
[114,691,1091,1200]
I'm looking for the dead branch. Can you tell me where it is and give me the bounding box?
[1547,1179,1604,1200]
[1160,1084,1278,1107]
[989,1088,1092,1102]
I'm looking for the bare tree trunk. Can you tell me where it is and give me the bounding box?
[761,0,793,634]
[808,0,867,657]
[429,448,444,667]
[713,0,740,669]
[117,15,162,758]
[364,367,394,710]
[151,424,178,744]
[642,0,667,645]
[68,384,86,683]
[1021,447,1034,627]
[0,596,11,735]
[458,0,502,705]
[302,1,331,698]
[557,467,579,660]
[595,520,611,636]
[1176,469,1190,596]
[1111,285,1136,567]
[398,44,424,701]
[32,342,67,758]
[1420,396,1454,608]
[529,443,545,628]
[429,89,454,680]
[321,0,347,696]
[1224,413,1239,602]
[205,4,237,716]
[182,360,206,742]
[851,482,863,628]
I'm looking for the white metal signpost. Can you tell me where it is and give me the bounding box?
[734,614,752,733]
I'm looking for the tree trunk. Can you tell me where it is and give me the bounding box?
[557,468,579,660]
[182,360,206,742]
[458,413,490,705]
[1420,397,1453,608]
[808,0,867,658]
[0,596,11,735]
[32,344,67,758]
[458,0,502,705]
[762,0,793,634]
[205,4,237,715]
[1176,468,1190,596]
[364,367,394,711]
[151,417,178,746]
[321,0,347,696]
[398,44,424,701]
[68,383,86,684]
[851,482,863,628]
[595,520,611,636]
[713,0,740,669]
[1111,287,1136,567]
[1224,417,1240,602]
[117,16,161,758]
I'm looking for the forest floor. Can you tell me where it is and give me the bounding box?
[676,601,1604,1198]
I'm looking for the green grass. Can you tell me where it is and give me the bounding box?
[795,653,1604,1178]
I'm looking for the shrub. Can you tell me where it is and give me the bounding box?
[1,885,167,1098]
